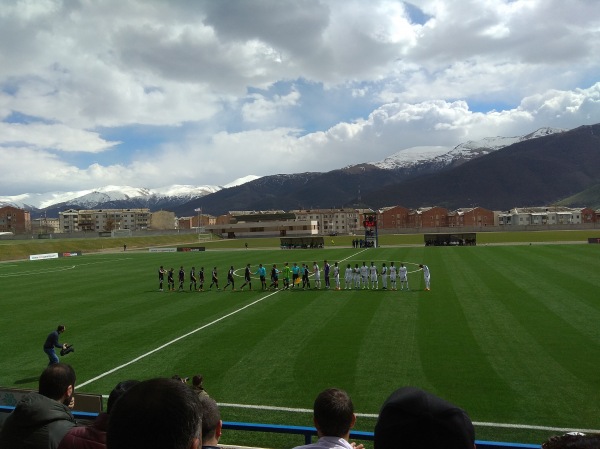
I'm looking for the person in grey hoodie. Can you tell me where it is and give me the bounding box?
[0,363,77,449]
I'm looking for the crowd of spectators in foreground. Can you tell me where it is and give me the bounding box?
[0,363,598,449]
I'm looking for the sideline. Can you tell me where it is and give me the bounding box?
[77,290,281,389]
[215,403,600,434]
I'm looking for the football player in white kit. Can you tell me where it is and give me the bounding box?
[369,262,379,289]
[389,262,397,291]
[419,264,431,291]
[345,264,353,289]
[360,262,369,289]
[333,262,341,290]
[399,263,409,291]
[313,262,321,289]
[380,263,388,290]
[354,264,361,289]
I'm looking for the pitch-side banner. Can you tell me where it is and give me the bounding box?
[30,253,59,261]
[149,247,177,253]
[59,252,82,257]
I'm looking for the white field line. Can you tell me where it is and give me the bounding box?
[77,290,281,389]
[211,403,600,434]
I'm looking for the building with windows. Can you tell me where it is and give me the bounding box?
[292,208,362,235]
[0,206,31,234]
[407,206,449,228]
[59,209,150,232]
[447,207,495,227]
[377,206,410,229]
[497,206,585,226]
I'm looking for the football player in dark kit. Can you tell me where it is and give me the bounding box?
[240,263,252,291]
[158,266,166,291]
[209,267,220,290]
[189,266,197,291]
[198,267,205,291]
[167,268,175,291]
[178,266,185,292]
[223,266,236,290]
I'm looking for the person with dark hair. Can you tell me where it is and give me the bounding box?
[107,378,203,449]
[255,264,267,290]
[542,433,600,449]
[293,388,363,449]
[374,386,475,449]
[198,267,205,292]
[0,363,77,449]
[167,268,175,291]
[198,395,221,449]
[58,380,139,449]
[223,266,235,291]
[240,264,252,291]
[191,375,209,397]
[44,325,68,365]
[158,266,166,292]
[209,267,220,290]
[189,267,197,291]
[178,266,185,292]
[419,264,430,291]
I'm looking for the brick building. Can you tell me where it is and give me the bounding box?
[377,205,410,229]
[0,206,31,234]
[447,207,495,227]
[408,206,449,228]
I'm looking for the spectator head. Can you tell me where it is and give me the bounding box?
[192,375,203,388]
[542,433,600,449]
[106,380,140,414]
[107,378,203,449]
[199,395,222,443]
[374,387,475,449]
[38,363,76,404]
[313,388,356,438]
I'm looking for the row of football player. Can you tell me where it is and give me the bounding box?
[157,262,431,292]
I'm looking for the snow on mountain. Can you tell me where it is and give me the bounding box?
[0,177,260,210]
[372,146,452,169]
[223,175,262,188]
[371,127,565,170]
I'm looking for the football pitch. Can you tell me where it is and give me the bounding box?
[1,243,599,447]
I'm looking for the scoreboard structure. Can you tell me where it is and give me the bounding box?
[362,213,378,248]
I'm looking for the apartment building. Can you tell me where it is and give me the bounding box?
[292,208,362,235]
[59,209,150,232]
[0,206,31,234]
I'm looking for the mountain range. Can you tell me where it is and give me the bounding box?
[3,124,600,218]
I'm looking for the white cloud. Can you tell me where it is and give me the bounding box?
[0,0,599,196]
[0,123,119,152]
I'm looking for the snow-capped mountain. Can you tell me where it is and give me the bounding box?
[0,176,262,210]
[370,127,565,170]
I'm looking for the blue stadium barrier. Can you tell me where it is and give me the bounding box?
[0,406,540,448]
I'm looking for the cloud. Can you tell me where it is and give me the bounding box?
[0,123,119,152]
[0,0,599,197]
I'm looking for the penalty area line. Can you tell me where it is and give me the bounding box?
[216,403,600,433]
[77,290,281,389]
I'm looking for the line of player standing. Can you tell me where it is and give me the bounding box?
[157,262,431,292]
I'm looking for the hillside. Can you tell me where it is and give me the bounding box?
[364,124,600,210]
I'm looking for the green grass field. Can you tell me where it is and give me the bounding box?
[1,242,599,447]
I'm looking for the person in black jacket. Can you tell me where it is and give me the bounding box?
[43,325,67,366]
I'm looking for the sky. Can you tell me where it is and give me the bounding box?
[1,0,600,196]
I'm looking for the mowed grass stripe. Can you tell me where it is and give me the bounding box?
[415,249,517,421]
[465,246,600,427]
[441,248,585,427]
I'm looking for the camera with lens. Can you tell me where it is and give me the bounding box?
[60,344,75,357]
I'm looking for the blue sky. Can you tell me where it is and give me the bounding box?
[1,0,599,196]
